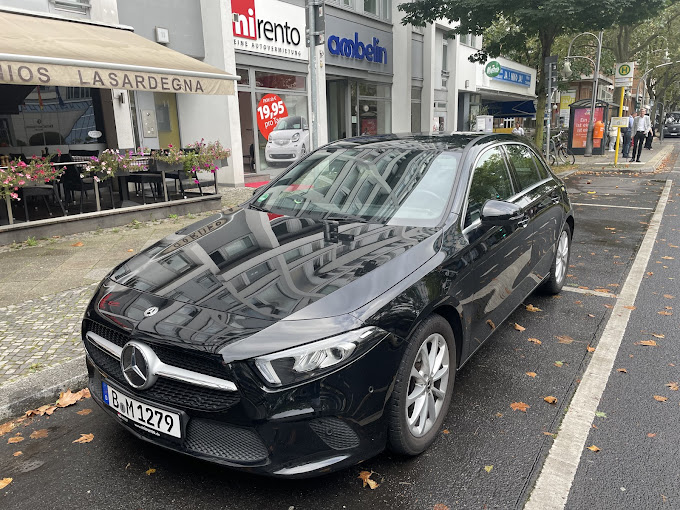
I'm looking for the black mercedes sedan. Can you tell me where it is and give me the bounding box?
[82,133,573,477]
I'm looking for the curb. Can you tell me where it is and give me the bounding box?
[0,356,87,421]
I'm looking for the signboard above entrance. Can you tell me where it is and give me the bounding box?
[491,66,532,87]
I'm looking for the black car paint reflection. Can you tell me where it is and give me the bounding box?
[83,133,573,477]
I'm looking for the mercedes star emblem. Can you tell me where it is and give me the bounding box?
[144,306,159,317]
[120,342,158,390]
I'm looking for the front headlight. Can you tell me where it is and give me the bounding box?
[253,327,384,387]
[291,133,300,142]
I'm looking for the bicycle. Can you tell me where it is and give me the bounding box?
[547,130,575,165]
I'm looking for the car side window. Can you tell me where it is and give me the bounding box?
[464,147,514,228]
[505,144,542,190]
[530,151,550,180]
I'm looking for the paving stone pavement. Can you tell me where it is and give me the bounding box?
[0,186,255,387]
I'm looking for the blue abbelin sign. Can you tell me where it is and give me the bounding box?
[327,33,388,64]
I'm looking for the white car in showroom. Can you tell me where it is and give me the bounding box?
[265,116,310,165]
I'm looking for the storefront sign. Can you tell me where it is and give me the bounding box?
[485,61,501,78]
[324,15,393,75]
[231,0,307,61]
[491,66,532,87]
[327,33,387,64]
[256,93,288,139]
[0,61,233,95]
[572,107,604,148]
[559,91,576,117]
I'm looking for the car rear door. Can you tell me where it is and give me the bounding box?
[505,143,564,281]
[458,145,535,357]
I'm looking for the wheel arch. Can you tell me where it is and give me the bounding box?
[430,304,463,369]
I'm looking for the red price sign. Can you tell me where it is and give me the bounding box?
[256,94,288,140]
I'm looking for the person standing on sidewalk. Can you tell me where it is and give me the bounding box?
[622,111,636,159]
[631,108,651,162]
[644,113,655,149]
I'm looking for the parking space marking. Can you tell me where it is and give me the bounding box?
[525,179,672,510]
[571,203,654,210]
[562,287,617,299]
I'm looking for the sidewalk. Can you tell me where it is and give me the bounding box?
[567,139,674,173]
[0,186,253,419]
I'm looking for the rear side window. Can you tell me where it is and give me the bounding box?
[531,151,550,180]
[465,147,513,227]
[505,144,542,190]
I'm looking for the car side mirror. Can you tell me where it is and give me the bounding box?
[480,200,523,226]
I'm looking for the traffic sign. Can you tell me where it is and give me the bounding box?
[615,62,634,87]
[610,117,629,128]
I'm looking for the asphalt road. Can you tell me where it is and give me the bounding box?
[0,148,676,509]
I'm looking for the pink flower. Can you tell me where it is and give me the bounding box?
[10,192,19,200]
[168,144,173,148]
[194,179,200,184]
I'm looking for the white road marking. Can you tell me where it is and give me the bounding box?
[525,179,673,510]
[571,202,654,210]
[562,286,617,299]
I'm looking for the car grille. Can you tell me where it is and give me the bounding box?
[185,418,268,463]
[270,153,294,159]
[83,319,239,412]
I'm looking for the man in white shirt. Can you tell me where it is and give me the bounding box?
[630,108,651,162]
[512,122,525,136]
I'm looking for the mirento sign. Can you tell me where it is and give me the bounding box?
[231,0,308,61]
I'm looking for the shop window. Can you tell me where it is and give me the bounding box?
[236,68,250,86]
[255,71,306,90]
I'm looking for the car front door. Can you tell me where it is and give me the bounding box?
[459,146,535,358]
[505,143,565,281]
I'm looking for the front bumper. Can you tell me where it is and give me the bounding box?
[84,325,402,477]
[265,144,304,163]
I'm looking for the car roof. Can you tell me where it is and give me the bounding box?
[322,132,527,152]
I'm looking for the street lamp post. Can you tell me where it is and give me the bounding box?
[563,31,604,157]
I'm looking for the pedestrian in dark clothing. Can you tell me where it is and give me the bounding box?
[644,117,654,149]
[631,108,651,162]
[622,111,635,159]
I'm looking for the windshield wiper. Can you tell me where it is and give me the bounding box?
[248,202,268,212]
[323,214,373,223]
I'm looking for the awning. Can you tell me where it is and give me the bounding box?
[485,100,537,118]
[0,10,236,95]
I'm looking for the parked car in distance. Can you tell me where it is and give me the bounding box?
[265,116,310,165]
[82,133,574,477]
[663,112,680,137]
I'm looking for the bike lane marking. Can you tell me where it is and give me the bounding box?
[524,179,672,510]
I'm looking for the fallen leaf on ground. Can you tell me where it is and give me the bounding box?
[442,429,450,435]
[358,471,379,489]
[588,314,595,318]
[662,256,674,260]
[510,402,530,412]
[624,306,636,310]
[13,451,22,457]
[587,345,596,353]
[666,382,679,391]
[73,433,94,444]
[544,396,558,405]
[556,335,574,344]
[604,304,613,309]
[652,333,665,339]
[617,368,628,373]
[486,320,495,330]
[7,436,23,444]
[484,465,493,473]
[636,340,657,347]
[145,468,156,476]
[433,505,450,510]
[653,395,668,402]
[647,272,654,276]
[664,294,675,299]
[57,388,90,408]
[71,241,84,247]
[0,478,12,489]
[526,372,537,378]
[525,304,542,312]
[578,286,590,290]
[77,409,92,416]
[0,421,16,436]
[658,311,673,316]
[528,338,542,345]
[30,429,48,439]
[587,445,601,452]
[554,361,564,367]
[127,249,134,252]
[26,404,57,417]
[594,288,610,293]
[595,411,606,418]
[574,300,582,304]
[647,433,656,438]
[514,323,526,332]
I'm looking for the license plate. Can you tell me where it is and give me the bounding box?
[102,382,181,438]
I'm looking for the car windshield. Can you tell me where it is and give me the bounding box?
[274,117,304,130]
[666,113,680,124]
[252,145,460,226]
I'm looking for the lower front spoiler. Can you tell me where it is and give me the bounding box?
[86,356,385,478]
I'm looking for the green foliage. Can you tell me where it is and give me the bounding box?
[25,236,37,247]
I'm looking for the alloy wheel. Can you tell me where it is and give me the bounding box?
[555,230,569,284]
[406,333,450,437]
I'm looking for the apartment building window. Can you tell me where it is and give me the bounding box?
[442,40,448,71]
[360,0,391,20]
[460,33,472,46]
[411,88,422,133]
[49,0,91,14]
[364,0,378,15]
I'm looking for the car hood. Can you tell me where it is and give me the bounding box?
[107,208,441,321]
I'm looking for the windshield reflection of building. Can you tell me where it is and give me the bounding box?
[110,209,422,349]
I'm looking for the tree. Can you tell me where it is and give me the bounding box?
[399,0,673,147]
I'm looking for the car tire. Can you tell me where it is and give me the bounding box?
[388,314,456,456]
[541,222,572,294]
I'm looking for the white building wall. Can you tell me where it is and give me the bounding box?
[391,4,411,133]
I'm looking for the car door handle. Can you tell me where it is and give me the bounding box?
[551,195,560,204]
[517,217,529,228]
